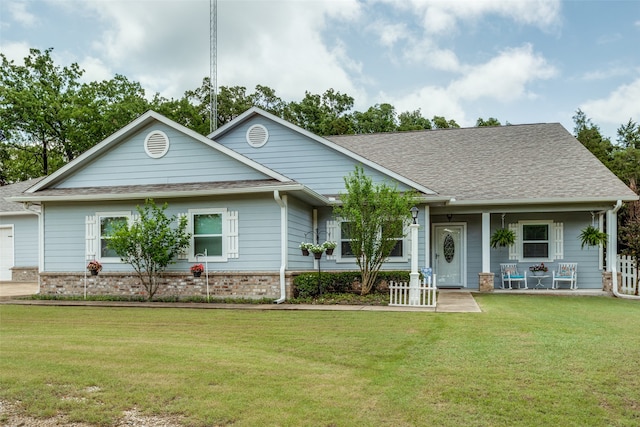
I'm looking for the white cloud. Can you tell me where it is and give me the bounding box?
[382,0,562,35]
[0,41,31,64]
[450,44,557,102]
[581,77,640,126]
[6,1,38,27]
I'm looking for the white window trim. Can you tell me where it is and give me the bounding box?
[96,211,132,263]
[517,220,556,263]
[333,219,409,264]
[188,208,228,262]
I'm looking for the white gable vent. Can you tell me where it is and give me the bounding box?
[246,124,269,148]
[144,130,169,158]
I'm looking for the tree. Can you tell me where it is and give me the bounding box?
[397,109,432,131]
[352,103,396,134]
[333,166,418,295]
[572,109,614,166]
[285,88,354,135]
[476,117,501,127]
[108,199,191,301]
[0,48,149,182]
[432,116,460,129]
[619,179,640,295]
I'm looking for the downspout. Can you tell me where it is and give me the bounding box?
[273,191,288,303]
[23,202,42,294]
[608,200,639,299]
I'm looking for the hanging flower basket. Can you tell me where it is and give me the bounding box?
[87,260,102,276]
[322,241,337,256]
[490,228,515,248]
[299,242,313,256]
[309,244,325,259]
[190,263,204,277]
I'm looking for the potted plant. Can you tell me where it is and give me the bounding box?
[190,263,204,277]
[299,242,313,256]
[322,241,337,255]
[490,228,515,248]
[309,244,325,259]
[87,260,102,276]
[529,263,548,276]
[579,225,607,248]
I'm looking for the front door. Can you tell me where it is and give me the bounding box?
[432,224,466,288]
[0,226,14,281]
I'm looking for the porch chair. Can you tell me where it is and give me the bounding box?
[552,263,578,290]
[500,263,528,290]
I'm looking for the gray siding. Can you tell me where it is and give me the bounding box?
[0,214,39,267]
[216,116,412,195]
[435,211,604,290]
[57,122,268,188]
[42,194,284,273]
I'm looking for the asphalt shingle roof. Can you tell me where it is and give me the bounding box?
[0,178,45,213]
[326,123,636,202]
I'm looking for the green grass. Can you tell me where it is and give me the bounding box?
[1,294,639,426]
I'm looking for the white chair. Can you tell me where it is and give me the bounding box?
[552,263,577,290]
[500,264,528,289]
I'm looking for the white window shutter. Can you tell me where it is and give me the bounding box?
[227,211,239,259]
[326,220,338,260]
[86,215,97,259]
[177,213,189,260]
[553,222,564,260]
[508,223,520,261]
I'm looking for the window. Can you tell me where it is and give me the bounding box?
[334,219,406,263]
[510,220,562,262]
[188,208,238,261]
[522,224,549,258]
[193,212,223,257]
[96,212,131,262]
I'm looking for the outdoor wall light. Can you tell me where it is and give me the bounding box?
[410,206,419,224]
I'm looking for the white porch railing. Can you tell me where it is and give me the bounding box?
[617,255,639,295]
[389,270,437,308]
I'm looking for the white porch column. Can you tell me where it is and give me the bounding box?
[481,212,491,272]
[409,222,420,305]
[423,205,430,268]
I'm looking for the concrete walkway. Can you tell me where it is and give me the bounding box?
[0,281,482,312]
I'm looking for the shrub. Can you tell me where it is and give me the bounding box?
[293,271,411,298]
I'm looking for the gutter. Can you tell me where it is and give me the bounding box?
[273,190,287,304]
[608,200,639,300]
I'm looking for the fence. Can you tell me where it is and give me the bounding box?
[617,255,638,295]
[389,270,437,308]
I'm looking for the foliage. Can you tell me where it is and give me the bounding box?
[322,241,337,249]
[86,260,102,272]
[578,225,608,248]
[107,199,191,300]
[293,270,410,298]
[476,117,501,127]
[308,244,325,254]
[190,264,204,273]
[490,228,515,248]
[529,263,548,272]
[333,166,418,295]
[0,48,149,182]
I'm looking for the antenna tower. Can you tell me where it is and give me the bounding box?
[210,0,217,133]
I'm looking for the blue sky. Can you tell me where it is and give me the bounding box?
[1,0,639,141]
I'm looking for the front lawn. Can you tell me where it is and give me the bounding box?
[1,294,639,426]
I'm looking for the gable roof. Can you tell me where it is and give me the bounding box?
[210,107,438,196]
[325,123,638,205]
[0,178,44,215]
[27,110,292,194]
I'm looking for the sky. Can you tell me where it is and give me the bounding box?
[1,0,639,141]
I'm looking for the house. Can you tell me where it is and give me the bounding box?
[8,108,638,299]
[0,178,43,281]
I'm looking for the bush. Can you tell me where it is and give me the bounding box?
[293,271,411,298]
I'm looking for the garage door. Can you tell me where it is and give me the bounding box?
[0,226,14,280]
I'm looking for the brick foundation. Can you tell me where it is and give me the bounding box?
[9,267,39,282]
[601,271,622,293]
[478,272,495,292]
[39,271,294,300]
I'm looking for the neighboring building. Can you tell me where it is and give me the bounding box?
[0,178,42,281]
[8,108,638,298]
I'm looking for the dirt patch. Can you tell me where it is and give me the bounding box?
[0,400,184,427]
